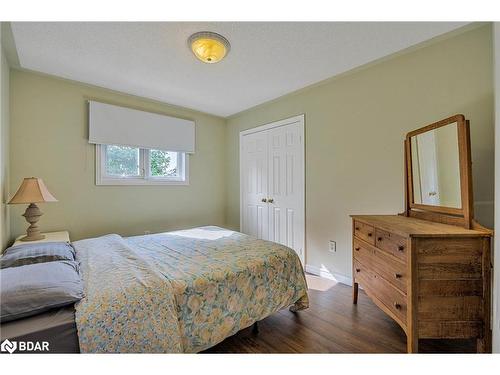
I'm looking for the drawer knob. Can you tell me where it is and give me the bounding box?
[377,237,383,242]
[393,302,402,310]
[355,227,360,231]
[355,268,360,273]
[354,247,360,251]
[394,273,402,279]
[367,233,373,237]
[398,245,405,252]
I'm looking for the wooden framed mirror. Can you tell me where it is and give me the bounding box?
[404,114,475,229]
[352,114,493,353]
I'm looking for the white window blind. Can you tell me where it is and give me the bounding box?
[88,101,195,153]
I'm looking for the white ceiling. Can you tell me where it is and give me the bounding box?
[11,22,468,117]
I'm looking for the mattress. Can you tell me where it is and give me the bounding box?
[73,227,309,352]
[0,305,79,353]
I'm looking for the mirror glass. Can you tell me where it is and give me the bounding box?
[410,122,461,208]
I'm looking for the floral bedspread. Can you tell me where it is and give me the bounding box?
[73,226,309,353]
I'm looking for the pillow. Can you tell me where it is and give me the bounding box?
[1,242,75,269]
[0,260,84,322]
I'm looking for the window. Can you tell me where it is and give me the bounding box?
[96,144,188,185]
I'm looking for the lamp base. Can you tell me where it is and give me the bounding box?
[21,203,45,242]
[20,234,46,242]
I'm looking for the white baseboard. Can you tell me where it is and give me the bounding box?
[305,264,352,286]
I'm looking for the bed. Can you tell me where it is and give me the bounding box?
[2,226,308,353]
[0,305,80,353]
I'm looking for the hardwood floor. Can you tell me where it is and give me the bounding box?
[204,275,476,353]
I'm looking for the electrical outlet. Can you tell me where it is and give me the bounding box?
[329,240,336,253]
[144,230,151,235]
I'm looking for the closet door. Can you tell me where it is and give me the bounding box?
[241,131,269,240]
[267,122,304,262]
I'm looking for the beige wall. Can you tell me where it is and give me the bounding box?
[226,25,494,280]
[0,27,10,250]
[6,25,495,281]
[9,70,227,242]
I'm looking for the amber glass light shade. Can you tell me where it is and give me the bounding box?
[188,32,230,64]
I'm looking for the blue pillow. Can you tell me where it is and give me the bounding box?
[0,261,84,322]
[1,242,75,269]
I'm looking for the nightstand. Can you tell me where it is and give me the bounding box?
[13,231,70,247]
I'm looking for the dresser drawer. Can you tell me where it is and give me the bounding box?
[354,259,407,324]
[375,228,407,261]
[353,238,407,293]
[353,220,375,245]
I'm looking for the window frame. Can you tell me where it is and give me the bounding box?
[95,144,189,186]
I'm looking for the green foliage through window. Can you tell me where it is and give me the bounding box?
[105,145,140,176]
[150,150,178,177]
[104,145,181,179]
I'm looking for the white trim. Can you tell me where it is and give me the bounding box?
[493,22,500,353]
[239,114,305,137]
[95,145,189,186]
[239,114,306,264]
[305,264,352,286]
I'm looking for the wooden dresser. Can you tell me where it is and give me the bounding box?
[351,215,491,353]
[351,115,493,353]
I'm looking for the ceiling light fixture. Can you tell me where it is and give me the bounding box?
[188,31,230,64]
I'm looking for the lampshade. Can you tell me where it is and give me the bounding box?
[8,177,58,204]
[188,31,230,64]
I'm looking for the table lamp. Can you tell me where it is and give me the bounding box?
[8,177,58,241]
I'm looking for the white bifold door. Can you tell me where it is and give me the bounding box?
[240,115,305,264]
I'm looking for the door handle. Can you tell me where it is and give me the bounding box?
[261,198,268,203]
[268,198,274,203]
